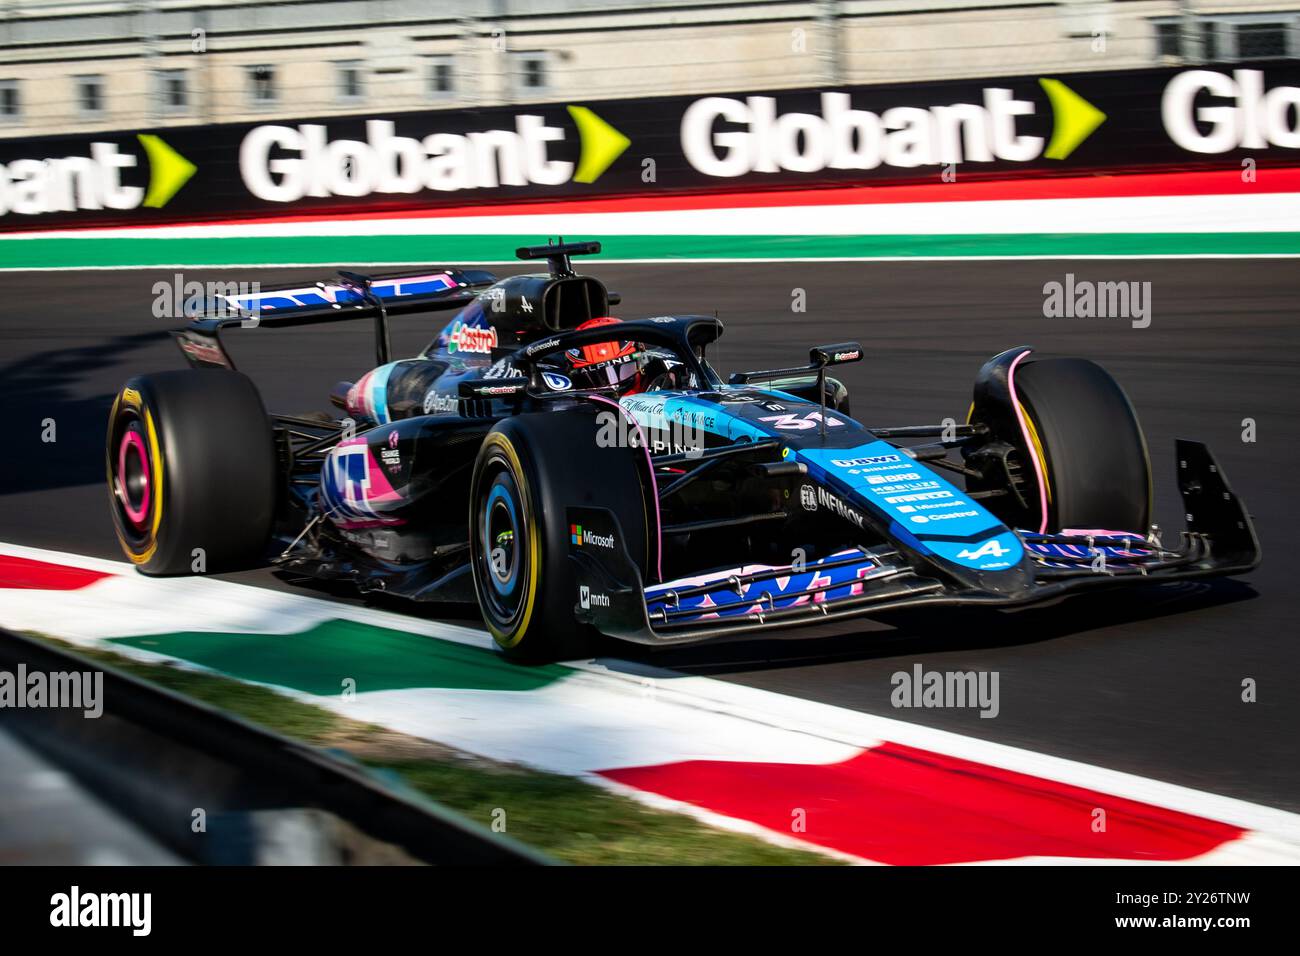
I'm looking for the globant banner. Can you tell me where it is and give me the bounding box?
[0,60,1297,230]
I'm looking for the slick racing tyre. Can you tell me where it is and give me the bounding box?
[468,408,654,663]
[107,370,277,574]
[971,355,1152,534]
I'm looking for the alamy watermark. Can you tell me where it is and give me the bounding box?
[50,886,150,936]
[595,407,705,458]
[1043,273,1152,329]
[891,664,1000,718]
[0,665,102,718]
[152,273,261,324]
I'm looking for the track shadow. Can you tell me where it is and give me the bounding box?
[599,578,1260,677]
[0,330,171,496]
[267,564,1260,680]
[264,568,486,625]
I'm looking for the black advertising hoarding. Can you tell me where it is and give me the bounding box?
[0,60,1297,231]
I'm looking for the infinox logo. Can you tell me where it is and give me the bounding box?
[680,82,1106,176]
[240,108,629,201]
[1162,69,1300,153]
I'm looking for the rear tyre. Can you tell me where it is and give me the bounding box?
[106,370,277,574]
[971,357,1152,533]
[468,407,653,663]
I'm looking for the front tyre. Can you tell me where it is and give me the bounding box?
[106,370,277,574]
[969,353,1151,534]
[469,409,653,663]
[471,434,541,646]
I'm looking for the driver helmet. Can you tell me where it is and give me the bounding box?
[565,317,645,392]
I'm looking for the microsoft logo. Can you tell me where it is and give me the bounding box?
[570,523,615,549]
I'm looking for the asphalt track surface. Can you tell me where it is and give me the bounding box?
[1,260,1296,812]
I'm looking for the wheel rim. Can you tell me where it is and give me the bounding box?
[116,426,152,529]
[476,463,529,630]
[486,482,520,595]
[110,409,156,550]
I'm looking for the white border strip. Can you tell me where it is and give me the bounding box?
[5,192,1299,240]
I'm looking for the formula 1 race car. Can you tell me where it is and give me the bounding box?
[106,241,1261,661]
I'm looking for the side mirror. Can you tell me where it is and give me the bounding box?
[809,343,863,367]
[728,341,862,387]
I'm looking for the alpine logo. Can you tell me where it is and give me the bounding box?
[957,540,1012,560]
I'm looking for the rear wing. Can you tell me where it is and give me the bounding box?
[172,267,498,371]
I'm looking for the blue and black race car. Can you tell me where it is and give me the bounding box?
[106,241,1260,661]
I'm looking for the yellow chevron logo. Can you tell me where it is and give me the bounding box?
[566,106,630,184]
[136,134,197,208]
[1038,79,1107,161]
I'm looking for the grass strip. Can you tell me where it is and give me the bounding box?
[24,634,838,865]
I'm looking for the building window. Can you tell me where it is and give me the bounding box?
[1202,22,1219,61]
[427,55,454,98]
[248,64,277,104]
[512,52,551,93]
[1236,22,1289,59]
[0,79,19,121]
[76,74,105,116]
[157,69,189,113]
[335,60,364,102]
[1155,22,1181,58]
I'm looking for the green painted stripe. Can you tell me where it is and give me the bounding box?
[110,619,567,695]
[3,232,1300,268]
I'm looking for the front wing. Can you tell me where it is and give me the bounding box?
[569,440,1260,645]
